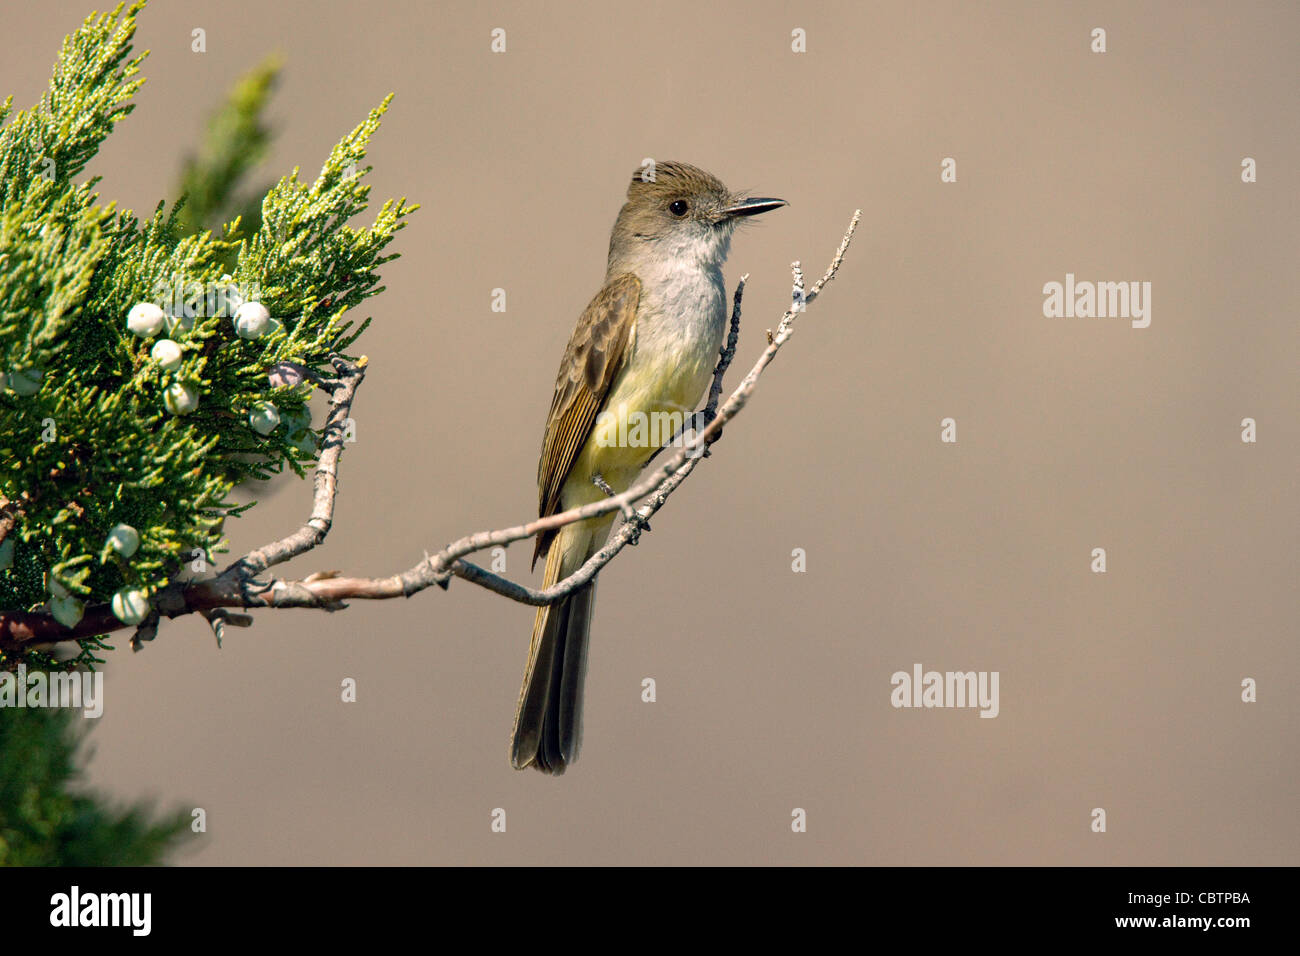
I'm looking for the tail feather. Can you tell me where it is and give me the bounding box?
[511,527,596,774]
[556,581,595,759]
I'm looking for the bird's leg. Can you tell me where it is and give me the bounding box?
[592,472,651,543]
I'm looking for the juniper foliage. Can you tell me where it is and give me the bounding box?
[0,2,414,667]
[0,704,191,865]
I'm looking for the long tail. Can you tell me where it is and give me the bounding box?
[510,523,597,774]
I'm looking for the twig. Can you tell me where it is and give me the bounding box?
[231,354,366,579]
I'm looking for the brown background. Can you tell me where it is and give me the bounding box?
[4,0,1295,864]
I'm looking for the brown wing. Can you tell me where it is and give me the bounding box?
[532,273,640,568]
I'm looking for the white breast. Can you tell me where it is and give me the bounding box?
[627,248,727,418]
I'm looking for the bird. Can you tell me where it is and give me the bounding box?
[510,160,786,773]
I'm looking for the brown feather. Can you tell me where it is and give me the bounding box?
[532,273,640,568]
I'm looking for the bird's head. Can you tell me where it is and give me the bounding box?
[610,160,786,269]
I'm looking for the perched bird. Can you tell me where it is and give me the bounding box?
[511,161,786,773]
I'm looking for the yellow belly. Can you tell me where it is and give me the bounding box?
[561,342,713,512]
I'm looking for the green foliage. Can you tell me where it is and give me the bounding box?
[173,53,281,260]
[0,705,190,865]
[0,1,414,665]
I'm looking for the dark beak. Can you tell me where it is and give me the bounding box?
[723,197,788,218]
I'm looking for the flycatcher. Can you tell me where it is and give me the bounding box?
[511,161,786,773]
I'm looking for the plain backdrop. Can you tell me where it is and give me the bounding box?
[2,0,1295,864]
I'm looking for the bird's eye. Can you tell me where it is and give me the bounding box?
[669,199,689,217]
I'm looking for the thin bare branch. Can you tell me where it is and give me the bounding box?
[231,354,367,578]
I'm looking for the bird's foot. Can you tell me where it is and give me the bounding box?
[593,472,651,543]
